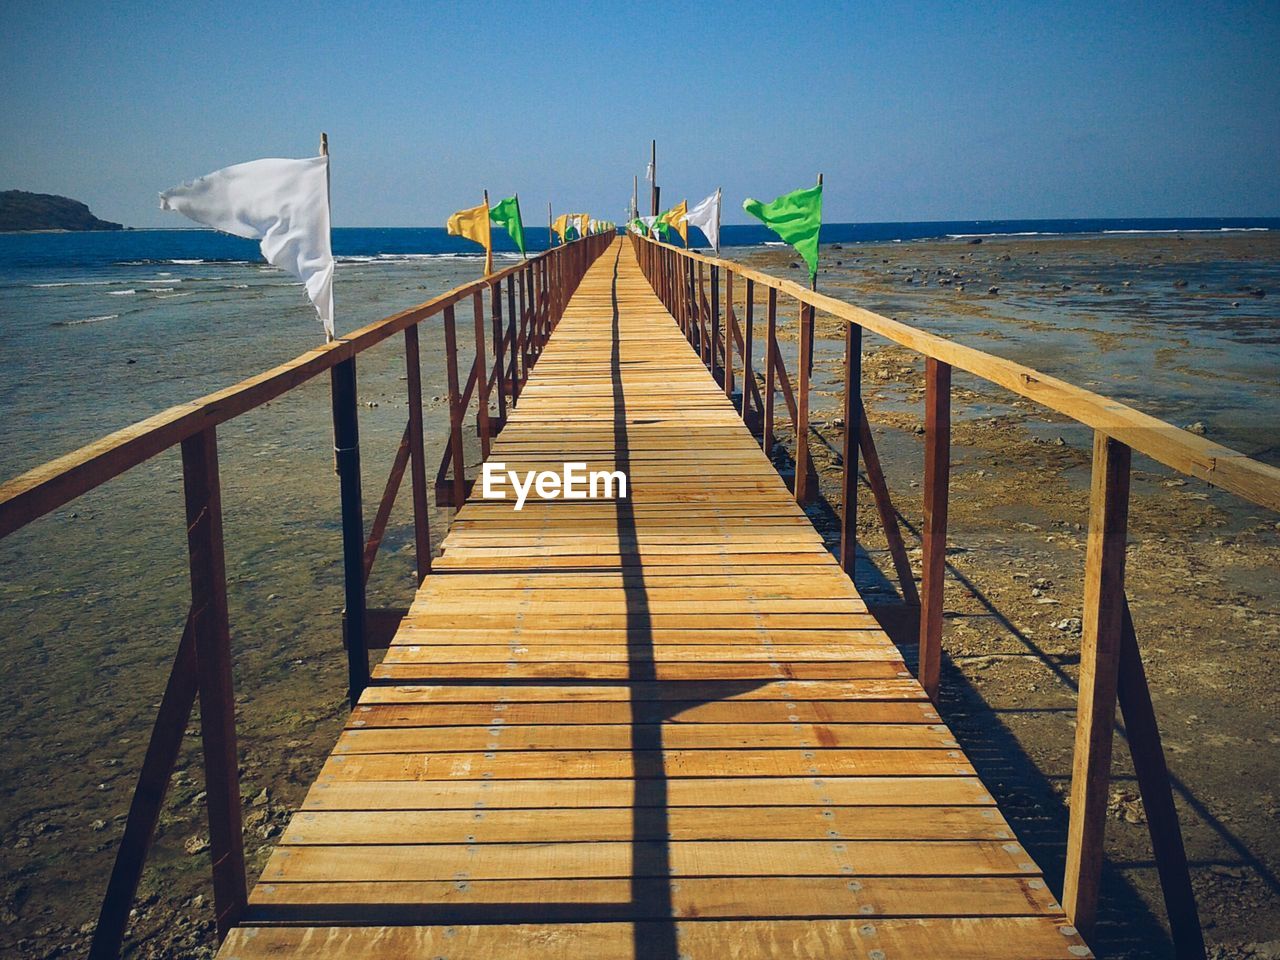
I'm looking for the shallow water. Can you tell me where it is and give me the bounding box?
[759,232,1280,465]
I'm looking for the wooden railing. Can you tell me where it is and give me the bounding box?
[631,232,1280,959]
[0,230,614,959]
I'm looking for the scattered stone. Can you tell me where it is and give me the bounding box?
[1173,278,1188,288]
[1209,864,1248,880]
[1054,617,1083,635]
[184,835,210,856]
[91,819,107,832]
[987,286,999,294]
[1186,421,1207,436]
[1108,788,1146,824]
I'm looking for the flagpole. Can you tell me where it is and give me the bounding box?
[515,192,527,260]
[482,189,493,276]
[650,140,659,217]
[320,132,333,343]
[716,187,722,254]
[320,130,371,704]
[813,173,822,293]
[548,202,554,248]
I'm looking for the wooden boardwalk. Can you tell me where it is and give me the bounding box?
[219,240,1093,958]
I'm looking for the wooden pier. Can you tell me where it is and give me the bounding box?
[218,242,1091,958]
[5,228,1277,959]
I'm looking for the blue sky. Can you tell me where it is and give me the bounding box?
[2,0,1277,227]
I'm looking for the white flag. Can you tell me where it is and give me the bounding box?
[160,156,334,337]
[639,215,660,239]
[646,159,655,182]
[682,188,722,252]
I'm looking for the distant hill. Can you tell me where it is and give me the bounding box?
[0,190,124,232]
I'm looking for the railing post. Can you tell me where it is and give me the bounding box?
[517,266,528,387]
[763,287,777,455]
[179,427,247,940]
[505,272,518,403]
[795,302,814,503]
[742,279,755,426]
[723,269,734,400]
[710,265,721,380]
[840,321,863,575]
[472,291,492,457]
[697,261,708,366]
[1064,432,1132,939]
[491,280,507,427]
[403,325,431,583]
[443,305,467,511]
[329,357,369,707]
[918,358,951,701]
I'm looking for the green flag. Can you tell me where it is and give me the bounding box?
[655,214,672,241]
[489,195,526,255]
[742,183,823,283]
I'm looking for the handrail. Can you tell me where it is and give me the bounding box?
[0,237,595,540]
[639,236,1280,513]
[630,231,1225,957]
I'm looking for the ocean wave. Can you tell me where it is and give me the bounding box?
[1101,228,1271,235]
[155,292,190,299]
[107,289,137,296]
[55,314,119,326]
[32,280,116,288]
[115,258,253,266]
[334,252,529,265]
[946,231,1065,239]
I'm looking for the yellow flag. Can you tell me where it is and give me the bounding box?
[664,199,688,245]
[447,201,493,273]
[552,213,570,242]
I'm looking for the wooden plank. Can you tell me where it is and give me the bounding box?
[222,917,1091,960]
[1063,432,1131,937]
[330,722,959,754]
[919,358,951,700]
[300,776,994,811]
[261,839,1036,882]
[180,428,246,939]
[277,805,1013,845]
[403,323,432,581]
[246,875,1061,921]
[315,748,974,782]
[345,699,940,727]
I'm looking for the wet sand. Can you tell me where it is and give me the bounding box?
[1,233,1278,958]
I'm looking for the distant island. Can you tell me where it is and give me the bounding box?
[0,190,124,232]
